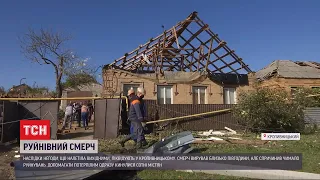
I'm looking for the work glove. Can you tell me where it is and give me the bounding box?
[141,122,148,131]
[141,122,146,127]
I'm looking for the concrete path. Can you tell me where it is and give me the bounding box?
[180,169,320,179]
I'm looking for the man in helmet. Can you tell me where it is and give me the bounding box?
[136,87,148,146]
[119,88,145,148]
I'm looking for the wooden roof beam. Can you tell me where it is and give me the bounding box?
[194,16,252,73]
[178,36,213,72]
[111,12,199,70]
[211,60,239,73]
[226,65,250,74]
[180,24,209,48]
[181,37,223,73]
[189,32,238,74]
[110,20,189,66]
[207,50,235,68]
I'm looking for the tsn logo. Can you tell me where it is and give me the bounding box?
[20,120,51,140]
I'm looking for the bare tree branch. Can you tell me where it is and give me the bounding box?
[19,28,89,99]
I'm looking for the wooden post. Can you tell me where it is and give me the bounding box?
[206,38,214,70]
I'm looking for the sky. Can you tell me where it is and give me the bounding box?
[0,0,320,90]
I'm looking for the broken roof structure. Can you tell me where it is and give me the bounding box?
[106,11,252,75]
[256,60,320,81]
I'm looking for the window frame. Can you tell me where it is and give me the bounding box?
[122,83,141,95]
[157,85,173,104]
[223,87,237,104]
[192,86,207,104]
[290,86,301,96]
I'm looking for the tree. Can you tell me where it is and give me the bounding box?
[0,86,6,95]
[20,28,92,98]
[62,73,97,90]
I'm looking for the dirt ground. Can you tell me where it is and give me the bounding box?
[0,121,94,179]
[0,144,18,179]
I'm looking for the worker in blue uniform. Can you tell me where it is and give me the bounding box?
[132,87,148,146]
[119,88,147,148]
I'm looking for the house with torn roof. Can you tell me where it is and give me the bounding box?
[255,60,320,95]
[102,12,254,104]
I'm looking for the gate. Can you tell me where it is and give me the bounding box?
[94,98,121,139]
[0,100,59,144]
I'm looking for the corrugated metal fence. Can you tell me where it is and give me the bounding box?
[0,100,58,144]
[144,100,241,131]
[304,107,320,125]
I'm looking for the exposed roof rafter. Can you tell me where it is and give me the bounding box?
[108,11,252,74]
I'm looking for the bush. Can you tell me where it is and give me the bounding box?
[292,87,320,107]
[233,87,305,133]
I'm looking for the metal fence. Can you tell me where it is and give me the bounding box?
[144,100,240,131]
[304,107,320,125]
[0,100,59,144]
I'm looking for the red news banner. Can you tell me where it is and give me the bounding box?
[20,120,51,140]
[19,120,98,154]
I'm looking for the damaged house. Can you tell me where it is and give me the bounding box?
[102,12,253,104]
[255,60,320,95]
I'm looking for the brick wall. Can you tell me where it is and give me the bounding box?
[259,77,320,91]
[102,69,253,104]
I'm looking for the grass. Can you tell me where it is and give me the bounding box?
[98,132,320,179]
[193,132,320,174]
[137,170,256,180]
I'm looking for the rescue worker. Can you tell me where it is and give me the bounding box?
[119,88,145,148]
[136,87,148,146]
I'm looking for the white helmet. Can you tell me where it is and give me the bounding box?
[137,86,145,95]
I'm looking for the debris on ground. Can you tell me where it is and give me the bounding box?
[193,138,267,145]
[197,127,238,137]
[204,137,224,141]
[14,150,20,158]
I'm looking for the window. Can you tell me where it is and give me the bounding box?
[223,88,236,104]
[312,87,320,89]
[157,85,173,104]
[192,86,206,104]
[290,87,298,96]
[123,84,140,95]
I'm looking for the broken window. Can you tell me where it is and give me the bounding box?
[123,84,140,95]
[192,86,206,104]
[223,88,236,104]
[157,85,173,104]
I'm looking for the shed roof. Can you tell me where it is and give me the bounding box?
[255,60,320,80]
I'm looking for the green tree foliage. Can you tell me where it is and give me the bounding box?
[62,73,97,90]
[293,87,320,107]
[232,87,316,133]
